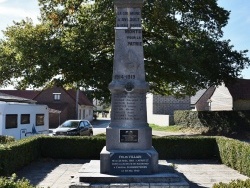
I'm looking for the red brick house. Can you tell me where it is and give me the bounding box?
[0,86,94,128]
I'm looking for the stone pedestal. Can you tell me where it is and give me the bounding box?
[100,147,158,175]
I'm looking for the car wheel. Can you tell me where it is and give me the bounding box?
[89,132,93,136]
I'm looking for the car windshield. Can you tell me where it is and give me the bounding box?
[60,121,79,128]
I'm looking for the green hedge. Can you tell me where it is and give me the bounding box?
[216,137,250,177]
[40,136,105,159]
[174,110,250,135]
[0,137,41,176]
[40,136,219,160]
[0,135,249,178]
[153,136,218,159]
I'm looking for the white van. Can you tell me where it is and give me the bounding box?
[0,102,49,140]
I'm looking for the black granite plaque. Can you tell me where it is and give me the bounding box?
[120,129,138,142]
[110,152,151,175]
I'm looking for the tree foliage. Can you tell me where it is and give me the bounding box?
[0,0,249,101]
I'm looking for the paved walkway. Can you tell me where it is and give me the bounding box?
[16,159,249,188]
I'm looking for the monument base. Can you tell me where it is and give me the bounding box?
[69,160,189,188]
[100,146,158,175]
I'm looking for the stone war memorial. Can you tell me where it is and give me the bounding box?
[71,0,189,187]
[100,0,158,175]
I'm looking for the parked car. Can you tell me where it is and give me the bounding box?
[53,120,93,136]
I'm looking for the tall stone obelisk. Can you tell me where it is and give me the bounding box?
[100,0,158,175]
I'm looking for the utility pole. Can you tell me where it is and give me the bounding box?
[76,88,79,119]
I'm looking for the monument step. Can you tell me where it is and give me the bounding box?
[70,160,189,187]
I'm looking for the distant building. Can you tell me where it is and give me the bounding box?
[209,83,232,111]
[147,93,190,126]
[92,98,111,118]
[191,87,216,111]
[0,85,94,128]
[147,78,250,126]
[191,78,250,111]
[211,79,250,111]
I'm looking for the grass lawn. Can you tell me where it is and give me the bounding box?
[149,124,185,132]
[149,124,210,135]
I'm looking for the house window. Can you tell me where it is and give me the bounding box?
[6,114,18,129]
[21,114,30,124]
[36,114,44,126]
[53,93,61,101]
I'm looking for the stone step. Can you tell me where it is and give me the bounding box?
[70,181,189,188]
[70,160,189,188]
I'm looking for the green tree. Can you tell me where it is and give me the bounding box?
[0,0,249,102]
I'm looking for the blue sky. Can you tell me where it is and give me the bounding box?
[0,0,250,79]
[218,0,250,79]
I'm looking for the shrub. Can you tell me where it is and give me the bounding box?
[212,179,250,188]
[0,135,15,144]
[0,174,34,188]
[174,110,250,135]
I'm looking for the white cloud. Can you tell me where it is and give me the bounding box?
[0,0,7,3]
[0,1,40,37]
[0,7,27,17]
[0,6,38,20]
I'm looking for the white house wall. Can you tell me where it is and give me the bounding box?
[78,105,93,122]
[210,84,233,111]
[146,93,170,126]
